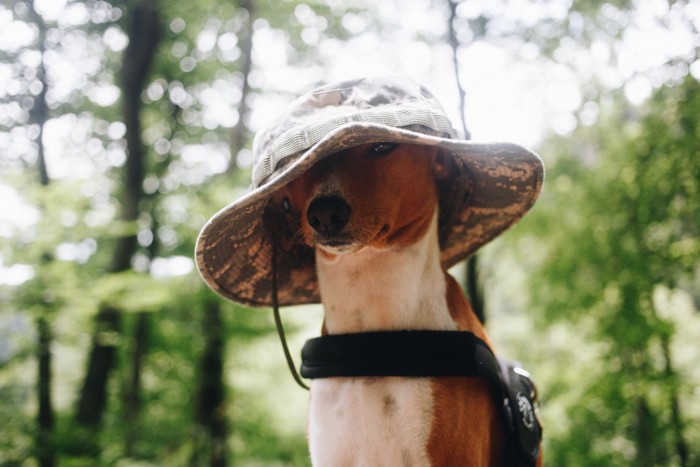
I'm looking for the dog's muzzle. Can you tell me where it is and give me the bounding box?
[307,195,352,236]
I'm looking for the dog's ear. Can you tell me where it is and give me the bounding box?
[264,189,302,253]
[433,149,451,180]
[434,150,470,248]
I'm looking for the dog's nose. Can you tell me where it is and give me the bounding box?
[307,196,351,235]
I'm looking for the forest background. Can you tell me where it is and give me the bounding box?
[1,0,699,465]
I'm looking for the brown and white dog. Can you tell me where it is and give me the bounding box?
[274,141,543,466]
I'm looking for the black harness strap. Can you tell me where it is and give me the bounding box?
[300,330,542,466]
[301,330,497,378]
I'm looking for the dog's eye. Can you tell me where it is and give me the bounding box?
[369,143,398,156]
[281,197,292,213]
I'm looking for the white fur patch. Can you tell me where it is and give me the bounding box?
[308,213,456,466]
[308,378,434,466]
[315,212,454,334]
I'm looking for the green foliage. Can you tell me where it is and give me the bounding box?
[506,76,700,466]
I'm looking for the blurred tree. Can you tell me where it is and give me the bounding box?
[193,292,227,466]
[227,0,254,174]
[446,0,487,324]
[75,0,162,446]
[26,2,55,465]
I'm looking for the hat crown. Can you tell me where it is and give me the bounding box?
[251,76,458,187]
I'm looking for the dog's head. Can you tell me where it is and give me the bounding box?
[271,143,450,258]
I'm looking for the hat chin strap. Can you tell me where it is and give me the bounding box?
[271,243,310,390]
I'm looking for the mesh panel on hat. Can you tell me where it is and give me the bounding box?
[252,101,457,188]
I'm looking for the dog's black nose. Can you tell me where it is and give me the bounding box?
[307,196,351,235]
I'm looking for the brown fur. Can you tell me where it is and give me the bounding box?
[427,274,506,466]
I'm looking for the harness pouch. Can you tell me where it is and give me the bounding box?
[498,358,543,464]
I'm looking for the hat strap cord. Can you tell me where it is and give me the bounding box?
[271,244,310,390]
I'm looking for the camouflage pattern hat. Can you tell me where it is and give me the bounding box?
[196,76,544,307]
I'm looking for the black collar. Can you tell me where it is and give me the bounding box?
[300,330,501,381]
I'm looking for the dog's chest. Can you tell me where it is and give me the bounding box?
[308,377,434,466]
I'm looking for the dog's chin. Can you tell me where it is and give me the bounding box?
[309,224,393,257]
[315,240,359,256]
[312,226,394,256]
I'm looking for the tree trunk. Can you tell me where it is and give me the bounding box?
[445,0,485,323]
[191,3,256,463]
[75,0,161,435]
[446,0,470,141]
[661,337,689,466]
[635,397,655,467]
[193,297,228,467]
[75,307,123,427]
[123,311,151,456]
[36,316,55,467]
[465,256,485,323]
[28,1,55,464]
[28,0,49,186]
[228,0,255,174]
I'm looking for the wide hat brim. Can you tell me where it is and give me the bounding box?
[195,122,543,307]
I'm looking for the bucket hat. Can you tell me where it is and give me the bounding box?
[196,75,544,307]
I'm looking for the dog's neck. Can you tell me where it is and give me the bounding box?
[316,212,456,334]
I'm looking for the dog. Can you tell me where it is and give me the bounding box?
[195,75,544,466]
[274,141,542,466]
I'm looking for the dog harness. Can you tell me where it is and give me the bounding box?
[299,331,543,466]
[268,246,542,465]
